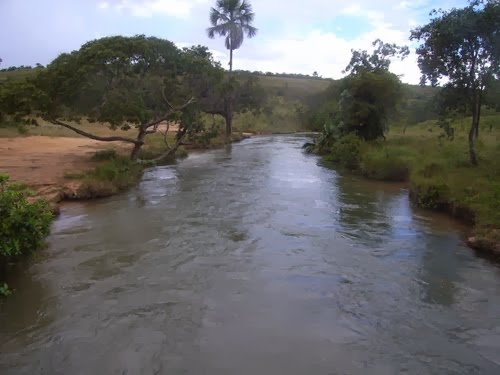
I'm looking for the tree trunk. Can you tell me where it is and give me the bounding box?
[468,112,478,166]
[474,96,482,139]
[225,112,233,139]
[130,128,146,161]
[229,48,233,73]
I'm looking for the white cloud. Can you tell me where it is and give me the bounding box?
[205,16,423,84]
[100,0,209,18]
[92,0,443,83]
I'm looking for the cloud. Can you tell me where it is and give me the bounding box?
[98,0,209,18]
[2,0,465,84]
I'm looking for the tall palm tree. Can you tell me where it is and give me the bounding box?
[207,0,257,73]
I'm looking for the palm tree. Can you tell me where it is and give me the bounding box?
[207,0,257,73]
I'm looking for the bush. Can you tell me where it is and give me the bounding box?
[0,174,53,293]
[0,175,53,258]
[327,133,365,169]
[65,156,145,200]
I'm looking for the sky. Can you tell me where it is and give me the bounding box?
[0,0,470,84]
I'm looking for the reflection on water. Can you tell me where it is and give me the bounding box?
[1,135,500,375]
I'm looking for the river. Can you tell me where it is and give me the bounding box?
[1,135,500,374]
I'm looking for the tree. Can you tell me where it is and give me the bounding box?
[313,71,318,78]
[17,35,222,160]
[343,39,409,75]
[336,70,403,140]
[410,0,500,165]
[200,74,266,136]
[337,40,408,140]
[207,0,257,73]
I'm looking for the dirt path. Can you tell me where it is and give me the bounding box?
[0,136,130,201]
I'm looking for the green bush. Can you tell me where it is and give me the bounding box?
[0,174,53,294]
[0,175,53,258]
[67,156,145,200]
[327,133,365,169]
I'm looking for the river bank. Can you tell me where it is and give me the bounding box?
[0,132,251,213]
[311,123,500,257]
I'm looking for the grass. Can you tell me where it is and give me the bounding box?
[65,153,147,199]
[319,113,500,253]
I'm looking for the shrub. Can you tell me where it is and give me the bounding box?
[0,174,53,294]
[0,175,53,258]
[327,133,365,169]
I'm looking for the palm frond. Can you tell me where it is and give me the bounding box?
[243,25,258,38]
[207,24,229,39]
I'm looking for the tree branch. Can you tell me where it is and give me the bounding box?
[142,96,196,131]
[52,119,141,144]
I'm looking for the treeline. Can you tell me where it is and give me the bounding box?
[233,69,330,80]
[0,63,44,72]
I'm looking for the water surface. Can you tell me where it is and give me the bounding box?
[1,135,500,374]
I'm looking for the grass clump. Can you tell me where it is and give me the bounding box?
[74,155,145,199]
[360,148,410,182]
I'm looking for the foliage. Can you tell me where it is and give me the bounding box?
[343,39,409,75]
[67,156,146,199]
[0,282,12,297]
[304,40,407,143]
[410,0,500,164]
[0,174,53,288]
[2,35,224,160]
[325,133,366,169]
[336,69,403,140]
[207,0,257,72]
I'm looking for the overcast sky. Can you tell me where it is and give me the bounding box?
[0,0,469,84]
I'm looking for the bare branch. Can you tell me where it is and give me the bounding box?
[52,119,141,144]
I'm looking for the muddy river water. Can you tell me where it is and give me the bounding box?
[1,135,500,374]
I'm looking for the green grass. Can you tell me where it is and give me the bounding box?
[66,154,146,199]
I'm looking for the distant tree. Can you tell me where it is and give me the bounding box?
[207,0,258,73]
[410,0,500,165]
[313,71,318,78]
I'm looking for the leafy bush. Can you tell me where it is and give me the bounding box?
[326,133,365,169]
[0,174,53,294]
[0,175,53,258]
[66,156,145,200]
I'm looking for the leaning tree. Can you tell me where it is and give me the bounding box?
[20,35,223,160]
[410,0,500,165]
